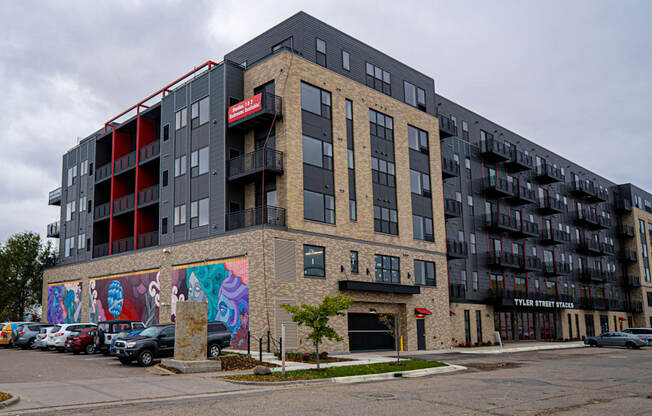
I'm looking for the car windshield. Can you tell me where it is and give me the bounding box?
[138,327,163,338]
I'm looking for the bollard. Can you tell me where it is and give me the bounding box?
[259,337,263,362]
[247,331,251,357]
[267,331,270,353]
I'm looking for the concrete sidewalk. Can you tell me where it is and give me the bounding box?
[370,341,585,357]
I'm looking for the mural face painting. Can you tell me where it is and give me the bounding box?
[89,270,160,326]
[172,258,249,349]
[47,281,82,324]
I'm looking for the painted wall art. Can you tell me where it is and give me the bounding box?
[172,257,249,349]
[46,281,82,324]
[89,269,160,326]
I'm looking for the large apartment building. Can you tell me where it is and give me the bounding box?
[43,11,651,352]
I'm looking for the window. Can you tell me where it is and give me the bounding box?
[347,149,354,169]
[470,233,476,254]
[410,169,431,196]
[374,205,398,235]
[464,310,471,344]
[316,38,326,67]
[414,260,435,286]
[375,254,400,283]
[190,147,209,177]
[190,198,209,228]
[64,237,74,257]
[301,82,331,119]
[462,120,469,140]
[66,201,76,222]
[404,81,426,111]
[67,165,77,187]
[372,157,396,187]
[349,200,356,221]
[350,251,359,274]
[79,196,86,214]
[303,190,335,224]
[80,160,88,175]
[302,135,333,170]
[369,109,393,141]
[472,272,478,291]
[304,245,325,277]
[174,204,186,226]
[163,124,170,141]
[175,108,187,129]
[87,199,92,213]
[161,217,168,235]
[342,50,350,71]
[174,155,187,177]
[78,234,86,250]
[272,36,293,52]
[365,62,391,95]
[89,162,93,176]
[346,99,353,120]
[162,170,168,187]
[476,311,483,343]
[413,215,434,241]
[408,125,428,152]
[190,96,210,128]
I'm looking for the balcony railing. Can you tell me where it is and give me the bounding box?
[587,187,609,203]
[48,187,62,206]
[225,205,286,231]
[576,237,601,254]
[509,185,537,206]
[484,177,515,198]
[616,224,635,238]
[520,255,542,272]
[619,249,637,263]
[138,185,159,207]
[600,243,615,255]
[47,221,60,238]
[485,212,518,233]
[228,147,284,181]
[541,227,570,245]
[113,193,135,216]
[446,239,468,259]
[506,148,533,172]
[614,199,632,213]
[444,199,462,218]
[513,219,539,238]
[486,250,522,269]
[596,215,611,230]
[93,242,109,258]
[574,208,598,228]
[139,141,160,163]
[441,157,460,179]
[449,284,467,302]
[569,178,594,198]
[625,274,641,287]
[604,271,618,282]
[94,202,111,221]
[112,236,134,254]
[228,92,283,129]
[438,115,457,138]
[137,231,158,249]
[114,151,137,175]
[625,300,643,313]
[537,196,564,215]
[95,163,111,183]
[535,163,564,184]
[478,138,510,162]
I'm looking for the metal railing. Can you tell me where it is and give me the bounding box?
[113,193,135,215]
[228,148,284,179]
[47,221,60,237]
[446,239,468,258]
[225,205,286,231]
[93,243,109,258]
[94,202,111,220]
[114,151,137,175]
[138,185,159,206]
[48,187,62,205]
[95,163,112,182]
[139,141,160,162]
[137,231,158,249]
[112,236,134,254]
[444,199,462,217]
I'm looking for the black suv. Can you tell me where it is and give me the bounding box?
[95,320,145,355]
[113,322,232,366]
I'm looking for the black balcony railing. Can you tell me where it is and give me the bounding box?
[441,157,460,179]
[535,163,564,184]
[607,298,624,310]
[604,271,618,282]
[446,239,468,259]
[617,224,635,238]
[587,187,609,203]
[444,199,462,218]
[137,231,158,249]
[93,242,109,258]
[113,193,135,215]
[506,148,533,172]
[569,178,594,198]
[521,255,543,272]
[614,199,632,213]
[47,221,60,238]
[139,141,160,163]
[593,298,608,310]
[485,212,518,232]
[619,249,637,263]
[438,115,457,138]
[48,187,62,206]
[596,215,611,230]
[228,147,284,181]
[509,186,537,206]
[112,236,134,254]
[449,284,467,302]
[478,138,510,161]
[484,177,515,198]
[625,300,643,313]
[541,227,571,245]
[138,185,159,207]
[95,163,112,183]
[513,219,539,238]
[576,237,601,254]
[225,205,286,231]
[94,202,110,221]
[114,151,137,175]
[625,274,641,287]
[487,250,522,269]
[228,92,283,129]
[600,243,615,255]
[538,196,564,215]
[574,208,598,228]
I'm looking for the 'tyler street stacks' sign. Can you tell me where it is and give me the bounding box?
[514,298,575,309]
[228,94,263,124]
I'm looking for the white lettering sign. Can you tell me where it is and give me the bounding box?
[514,298,574,309]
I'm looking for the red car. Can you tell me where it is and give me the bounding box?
[65,328,98,355]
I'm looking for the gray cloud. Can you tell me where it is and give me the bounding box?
[0,0,650,242]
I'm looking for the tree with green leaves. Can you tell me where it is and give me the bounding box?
[0,232,56,321]
[379,311,411,364]
[281,295,354,370]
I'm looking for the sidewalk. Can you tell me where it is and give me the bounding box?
[370,341,585,357]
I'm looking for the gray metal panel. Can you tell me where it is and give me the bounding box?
[159,94,175,246]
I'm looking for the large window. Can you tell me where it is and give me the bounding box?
[190,147,209,177]
[413,215,434,241]
[369,109,393,141]
[190,198,209,228]
[64,237,74,257]
[66,201,76,222]
[410,169,431,196]
[304,245,325,277]
[301,82,331,119]
[374,205,398,235]
[67,165,77,187]
[371,157,395,187]
[375,254,400,283]
[175,107,187,130]
[190,96,210,128]
[414,260,435,286]
[174,155,187,177]
[302,135,333,170]
[365,63,391,95]
[404,81,426,111]
[174,204,186,226]
[304,190,335,224]
[408,125,428,152]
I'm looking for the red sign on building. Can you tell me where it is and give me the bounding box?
[228,93,263,124]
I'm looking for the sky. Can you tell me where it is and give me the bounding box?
[0,0,651,243]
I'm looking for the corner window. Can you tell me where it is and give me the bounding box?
[414,260,435,286]
[374,254,399,283]
[304,245,325,277]
[303,190,335,224]
[190,147,209,177]
[190,198,209,228]
[316,38,326,67]
[161,217,168,235]
[302,135,333,170]
[350,251,359,274]
[342,50,350,71]
[175,108,187,130]
[174,204,186,226]
[301,82,331,119]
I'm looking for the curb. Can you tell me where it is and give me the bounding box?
[0,394,19,409]
[457,344,586,355]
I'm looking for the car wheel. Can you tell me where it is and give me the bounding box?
[119,357,132,365]
[589,340,598,347]
[85,344,96,355]
[30,339,38,349]
[137,350,154,367]
[208,343,221,358]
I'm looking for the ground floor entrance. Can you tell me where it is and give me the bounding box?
[347,313,395,351]
[494,309,560,341]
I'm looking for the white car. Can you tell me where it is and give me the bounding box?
[47,323,97,351]
[623,328,652,343]
[35,326,58,350]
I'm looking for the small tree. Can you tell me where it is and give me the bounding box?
[379,311,411,364]
[281,295,354,370]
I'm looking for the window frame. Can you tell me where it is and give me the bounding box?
[414,259,436,286]
[303,244,325,278]
[374,254,400,283]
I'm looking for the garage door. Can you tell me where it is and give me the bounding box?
[347,313,395,351]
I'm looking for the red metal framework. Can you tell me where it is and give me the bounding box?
[104,60,219,132]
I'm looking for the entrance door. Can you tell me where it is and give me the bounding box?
[347,313,395,351]
[516,312,535,340]
[416,319,426,350]
[539,312,556,340]
[494,312,513,341]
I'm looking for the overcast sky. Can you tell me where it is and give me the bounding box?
[1,0,650,243]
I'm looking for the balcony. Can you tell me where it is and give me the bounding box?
[437,115,457,138]
[600,243,615,256]
[139,141,160,164]
[48,187,62,206]
[114,151,137,175]
[619,249,637,263]
[227,92,282,130]
[541,228,570,245]
[520,255,542,272]
[95,163,112,183]
[137,231,158,249]
[112,236,134,254]
[47,221,60,238]
[607,298,624,310]
[444,199,462,219]
[484,177,515,198]
[537,196,564,215]
[535,163,564,184]
[587,187,609,203]
[578,268,602,283]
[593,298,608,311]
[543,261,570,276]
[138,186,159,208]
[509,185,537,206]
[485,212,518,233]
[596,215,611,230]
[616,224,635,238]
[575,238,601,255]
[446,239,468,259]
[449,284,467,302]
[505,148,533,172]
[228,148,284,182]
[574,208,598,228]
[486,251,522,270]
[225,205,286,231]
[625,274,641,287]
[569,178,594,199]
[512,219,539,238]
[625,300,643,313]
[441,157,460,179]
[478,138,510,162]
[113,193,135,216]
[93,242,109,258]
[94,202,111,221]
[338,280,420,295]
[614,199,632,213]
[604,271,618,283]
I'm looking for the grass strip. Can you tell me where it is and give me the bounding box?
[0,392,11,402]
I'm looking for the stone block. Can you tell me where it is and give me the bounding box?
[174,300,208,361]
[161,358,221,374]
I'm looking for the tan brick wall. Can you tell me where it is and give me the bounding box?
[622,207,652,327]
[449,303,495,346]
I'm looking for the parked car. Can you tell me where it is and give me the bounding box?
[65,328,99,354]
[584,331,648,348]
[34,326,58,350]
[14,323,53,349]
[109,328,145,356]
[47,323,97,351]
[95,320,145,355]
[113,322,232,366]
[0,322,28,348]
[622,328,652,343]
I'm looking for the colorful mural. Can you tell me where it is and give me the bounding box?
[172,257,249,349]
[47,281,82,324]
[89,269,160,326]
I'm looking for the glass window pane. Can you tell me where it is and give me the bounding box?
[199,198,209,226]
[417,88,426,105]
[302,135,324,167]
[316,38,326,53]
[413,215,424,239]
[383,71,390,83]
[301,82,321,115]
[199,147,209,175]
[323,141,333,157]
[390,209,397,223]
[366,63,374,75]
[304,190,325,222]
[199,97,209,125]
[408,126,418,150]
[411,170,421,194]
[404,82,416,106]
[342,51,350,70]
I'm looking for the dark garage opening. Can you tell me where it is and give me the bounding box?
[348,313,395,351]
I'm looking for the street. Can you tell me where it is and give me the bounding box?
[1,345,651,415]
